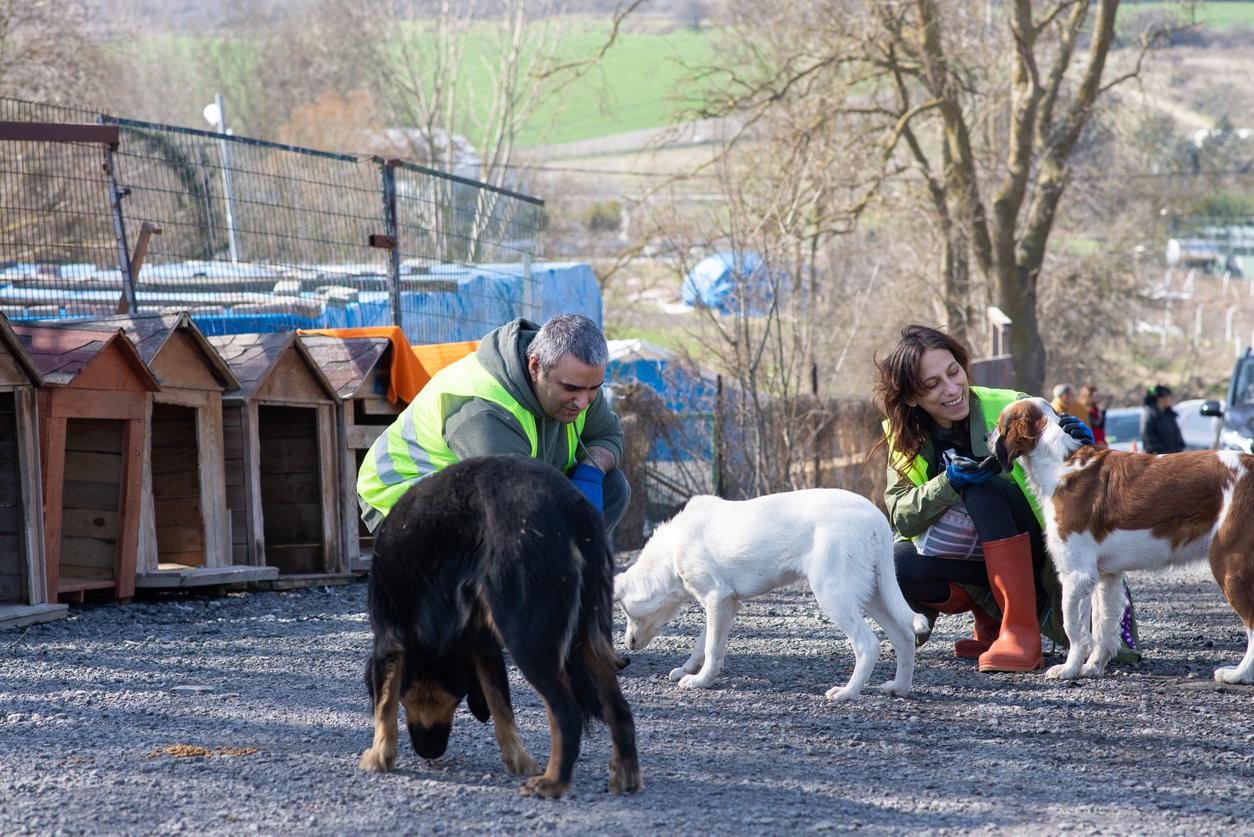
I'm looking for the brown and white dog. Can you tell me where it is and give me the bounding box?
[992,397,1254,684]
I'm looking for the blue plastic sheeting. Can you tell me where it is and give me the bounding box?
[0,261,602,345]
[681,251,778,315]
[606,355,720,463]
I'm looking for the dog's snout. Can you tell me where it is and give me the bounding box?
[408,722,452,760]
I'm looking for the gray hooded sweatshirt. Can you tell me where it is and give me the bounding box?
[441,318,624,470]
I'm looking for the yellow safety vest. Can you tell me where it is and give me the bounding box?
[357,353,587,518]
[883,385,1044,527]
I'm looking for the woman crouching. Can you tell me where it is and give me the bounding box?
[872,325,1089,672]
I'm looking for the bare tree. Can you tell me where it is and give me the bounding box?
[0,0,109,103]
[691,0,1182,394]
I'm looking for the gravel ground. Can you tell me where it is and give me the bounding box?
[1,561,1251,836]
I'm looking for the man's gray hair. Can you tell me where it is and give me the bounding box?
[527,314,608,371]
[1053,383,1073,399]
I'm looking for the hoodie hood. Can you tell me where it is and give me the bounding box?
[475,318,544,416]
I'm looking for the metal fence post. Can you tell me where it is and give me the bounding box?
[102,141,138,315]
[380,160,402,329]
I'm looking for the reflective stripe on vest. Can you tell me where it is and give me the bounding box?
[356,353,587,517]
[883,385,1043,527]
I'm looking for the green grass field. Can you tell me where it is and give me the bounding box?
[1122,0,1254,29]
[121,24,717,148]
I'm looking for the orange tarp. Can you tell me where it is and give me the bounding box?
[298,326,477,404]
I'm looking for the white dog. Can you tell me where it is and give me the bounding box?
[613,489,929,701]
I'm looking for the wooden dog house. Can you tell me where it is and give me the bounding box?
[299,334,401,572]
[13,323,160,603]
[207,332,347,586]
[37,315,279,589]
[0,315,68,628]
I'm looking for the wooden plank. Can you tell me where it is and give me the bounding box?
[60,508,119,539]
[346,424,386,450]
[253,350,332,403]
[0,502,18,535]
[358,397,402,417]
[0,604,68,631]
[259,439,319,474]
[265,543,325,575]
[61,479,120,512]
[258,472,320,504]
[151,446,198,475]
[0,441,17,471]
[223,424,244,459]
[63,421,124,454]
[155,525,204,555]
[230,510,248,545]
[257,405,317,440]
[153,497,203,527]
[38,411,66,600]
[198,399,229,569]
[15,387,45,606]
[0,571,24,601]
[231,543,249,566]
[49,389,147,420]
[262,502,322,543]
[0,535,21,567]
[222,406,243,428]
[0,479,17,506]
[226,484,247,509]
[115,418,145,599]
[317,404,342,573]
[152,470,200,498]
[150,331,222,390]
[0,351,27,387]
[135,564,278,589]
[151,420,197,448]
[60,535,116,568]
[63,451,123,484]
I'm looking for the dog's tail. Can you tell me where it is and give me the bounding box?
[567,509,619,724]
[872,515,931,640]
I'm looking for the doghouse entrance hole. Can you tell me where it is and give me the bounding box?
[258,405,324,574]
[59,417,124,589]
[151,403,205,569]
[0,392,26,604]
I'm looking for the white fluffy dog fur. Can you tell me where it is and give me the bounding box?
[613,489,929,701]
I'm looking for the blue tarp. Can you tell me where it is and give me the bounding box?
[681,251,777,314]
[0,261,602,345]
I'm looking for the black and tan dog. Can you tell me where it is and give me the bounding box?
[357,455,642,798]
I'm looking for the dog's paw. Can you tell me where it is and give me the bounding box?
[358,746,395,773]
[825,684,860,702]
[501,748,541,776]
[520,775,569,799]
[608,759,643,795]
[876,679,911,698]
[677,673,714,689]
[1214,665,1254,685]
[668,666,690,682]
[1045,664,1079,681]
[1079,661,1108,678]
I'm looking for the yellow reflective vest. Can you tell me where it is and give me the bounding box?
[883,385,1044,529]
[357,353,587,519]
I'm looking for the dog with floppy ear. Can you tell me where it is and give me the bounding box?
[993,397,1254,685]
[358,455,642,799]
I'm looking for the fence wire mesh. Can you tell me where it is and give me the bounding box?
[0,97,544,343]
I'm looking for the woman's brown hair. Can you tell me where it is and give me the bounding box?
[871,325,973,481]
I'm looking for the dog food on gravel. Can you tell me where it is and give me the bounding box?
[0,563,1249,835]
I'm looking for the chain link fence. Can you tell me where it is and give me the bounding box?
[0,97,544,343]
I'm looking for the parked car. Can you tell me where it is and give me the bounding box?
[1201,348,1254,454]
[1173,398,1222,451]
[1103,407,1142,451]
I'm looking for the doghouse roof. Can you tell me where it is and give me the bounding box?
[11,324,160,391]
[298,334,393,400]
[207,331,338,404]
[0,312,42,386]
[29,313,240,391]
